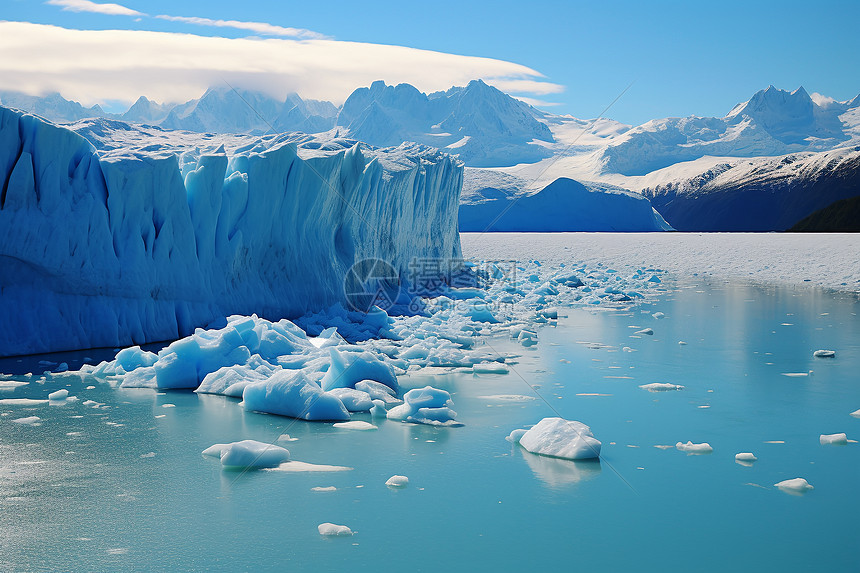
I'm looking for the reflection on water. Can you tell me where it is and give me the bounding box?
[518,448,602,488]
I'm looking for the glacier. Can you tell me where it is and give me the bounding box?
[0,106,463,356]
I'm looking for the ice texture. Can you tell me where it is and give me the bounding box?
[0,106,463,356]
[387,386,461,426]
[202,440,290,469]
[508,417,601,460]
[676,441,713,454]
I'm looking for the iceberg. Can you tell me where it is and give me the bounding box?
[819,433,848,445]
[675,441,713,454]
[385,475,409,487]
[202,439,291,469]
[0,106,463,356]
[387,386,461,426]
[318,523,353,536]
[774,477,814,494]
[508,417,601,460]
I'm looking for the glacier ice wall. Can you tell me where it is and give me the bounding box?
[0,106,463,356]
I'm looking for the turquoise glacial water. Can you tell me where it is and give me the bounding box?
[1,279,859,572]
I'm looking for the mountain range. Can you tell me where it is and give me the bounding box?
[2,82,858,231]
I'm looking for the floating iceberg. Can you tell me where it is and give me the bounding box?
[387,386,461,426]
[819,433,848,445]
[47,389,69,401]
[202,439,290,469]
[318,523,353,536]
[774,478,814,493]
[332,421,377,431]
[813,349,836,358]
[675,441,713,454]
[385,475,409,488]
[508,417,601,460]
[242,371,350,421]
[639,383,684,392]
[735,452,757,462]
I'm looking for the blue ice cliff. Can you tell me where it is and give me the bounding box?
[0,106,463,356]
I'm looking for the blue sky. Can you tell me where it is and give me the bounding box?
[2,0,859,125]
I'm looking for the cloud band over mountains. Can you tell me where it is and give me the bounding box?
[0,21,562,107]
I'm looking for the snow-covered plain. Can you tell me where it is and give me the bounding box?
[461,233,860,293]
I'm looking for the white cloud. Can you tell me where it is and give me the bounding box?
[515,96,562,108]
[0,22,564,108]
[45,0,144,17]
[154,15,326,40]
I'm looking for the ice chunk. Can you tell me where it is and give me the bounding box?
[332,421,377,431]
[311,486,337,492]
[327,388,373,412]
[675,441,713,454]
[321,348,399,395]
[678,341,688,345]
[387,386,461,426]
[639,383,684,392]
[735,452,757,462]
[508,417,601,460]
[851,409,860,418]
[318,523,353,536]
[277,434,298,442]
[652,312,665,319]
[472,362,510,375]
[369,399,387,417]
[0,398,48,405]
[202,439,290,469]
[11,416,41,425]
[774,478,813,493]
[819,433,848,445]
[114,346,158,372]
[355,380,401,404]
[635,328,654,335]
[242,371,350,421]
[385,475,409,487]
[266,461,352,473]
[48,389,69,401]
[813,349,835,358]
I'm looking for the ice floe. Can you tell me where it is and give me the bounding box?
[508,417,601,460]
[47,389,69,401]
[332,421,377,431]
[819,433,848,445]
[639,383,684,392]
[202,440,291,469]
[774,478,814,493]
[385,475,409,487]
[676,441,713,454]
[813,349,836,358]
[387,386,461,426]
[735,452,757,462]
[11,416,41,425]
[318,523,353,536]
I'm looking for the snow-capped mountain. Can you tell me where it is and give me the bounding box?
[336,79,555,167]
[0,90,106,123]
[121,95,174,124]
[640,147,860,231]
[597,86,860,176]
